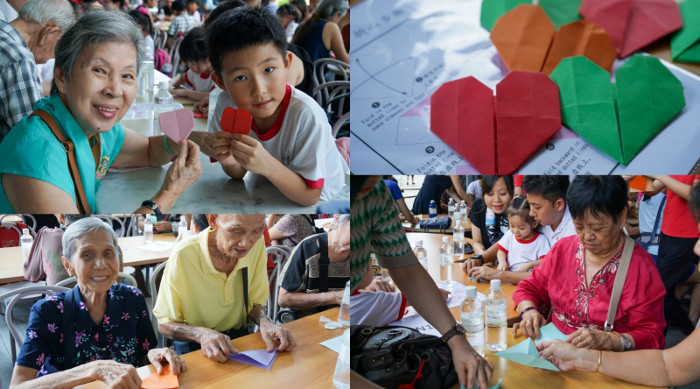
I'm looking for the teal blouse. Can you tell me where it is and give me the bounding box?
[0,94,125,212]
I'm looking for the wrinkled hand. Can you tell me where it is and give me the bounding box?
[147,347,187,374]
[365,278,395,292]
[259,319,297,352]
[448,337,494,389]
[462,258,483,274]
[193,98,209,115]
[91,360,141,389]
[230,134,274,176]
[199,328,238,363]
[513,309,546,339]
[213,131,239,166]
[537,340,585,371]
[468,266,499,282]
[189,131,217,159]
[162,140,201,196]
[566,327,612,350]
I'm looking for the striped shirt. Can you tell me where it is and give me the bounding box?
[0,20,42,140]
[168,14,197,37]
[350,180,414,291]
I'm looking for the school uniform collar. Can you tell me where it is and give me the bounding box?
[251,84,292,141]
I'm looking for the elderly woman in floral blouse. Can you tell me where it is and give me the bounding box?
[513,176,666,352]
[10,218,184,389]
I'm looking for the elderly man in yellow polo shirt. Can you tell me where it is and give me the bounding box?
[153,214,296,362]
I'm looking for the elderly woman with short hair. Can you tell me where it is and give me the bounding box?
[10,217,184,389]
[513,176,666,351]
[0,10,203,214]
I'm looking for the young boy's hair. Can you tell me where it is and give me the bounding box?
[507,196,537,226]
[172,0,186,12]
[207,6,287,76]
[179,27,208,63]
[202,0,246,29]
[522,175,570,206]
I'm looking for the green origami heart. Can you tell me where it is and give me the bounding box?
[480,0,581,31]
[550,55,685,165]
[671,0,700,63]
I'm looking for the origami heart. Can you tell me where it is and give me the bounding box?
[550,55,685,165]
[580,0,682,58]
[141,365,179,389]
[670,0,700,63]
[221,106,252,135]
[491,5,617,74]
[159,108,195,143]
[430,71,561,174]
[629,176,654,192]
[480,0,582,31]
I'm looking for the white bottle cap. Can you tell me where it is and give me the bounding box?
[443,236,450,244]
[465,285,477,298]
[491,279,501,291]
[22,228,29,235]
[159,81,169,90]
[415,240,423,247]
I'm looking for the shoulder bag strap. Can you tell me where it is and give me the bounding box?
[604,236,635,332]
[242,266,249,319]
[647,196,666,246]
[63,288,76,369]
[31,110,92,214]
[318,236,329,292]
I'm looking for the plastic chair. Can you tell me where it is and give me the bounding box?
[312,80,349,131]
[312,57,350,90]
[266,245,291,320]
[1,285,69,362]
[149,260,168,347]
[154,29,167,51]
[93,215,126,238]
[170,36,184,78]
[55,272,138,288]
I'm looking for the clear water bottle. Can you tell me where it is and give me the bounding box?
[178,217,188,237]
[140,60,155,97]
[459,200,468,222]
[448,198,455,219]
[486,279,508,352]
[153,80,173,136]
[338,281,350,325]
[461,286,485,356]
[453,214,464,257]
[413,240,428,270]
[20,228,33,264]
[440,236,454,287]
[429,200,437,218]
[332,328,350,389]
[143,217,154,243]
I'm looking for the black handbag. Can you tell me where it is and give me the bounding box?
[350,325,458,389]
[418,217,452,232]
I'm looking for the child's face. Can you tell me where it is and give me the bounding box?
[187,1,198,13]
[187,59,212,75]
[508,214,536,240]
[484,177,511,214]
[214,43,290,130]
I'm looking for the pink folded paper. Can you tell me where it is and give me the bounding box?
[159,108,195,142]
[228,349,277,370]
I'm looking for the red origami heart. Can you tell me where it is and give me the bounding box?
[430,71,561,174]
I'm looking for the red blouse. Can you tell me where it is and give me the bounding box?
[513,235,666,350]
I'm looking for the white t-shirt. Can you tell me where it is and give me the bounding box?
[183,69,215,92]
[467,180,482,198]
[541,206,577,246]
[497,230,551,271]
[285,20,298,42]
[209,84,348,201]
[350,291,407,327]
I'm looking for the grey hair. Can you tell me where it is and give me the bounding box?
[18,0,76,32]
[51,10,144,96]
[62,217,118,262]
[314,0,349,19]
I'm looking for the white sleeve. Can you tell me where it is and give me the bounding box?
[467,181,477,195]
[286,102,336,189]
[350,292,405,327]
[207,90,236,133]
[535,235,552,259]
[498,230,513,252]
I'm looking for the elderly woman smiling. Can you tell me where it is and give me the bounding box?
[10,217,184,389]
[513,176,666,351]
[0,10,202,214]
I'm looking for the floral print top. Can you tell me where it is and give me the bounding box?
[16,284,157,376]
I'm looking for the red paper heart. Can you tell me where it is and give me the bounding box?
[220,107,252,135]
[430,71,561,174]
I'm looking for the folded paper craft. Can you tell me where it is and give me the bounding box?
[461,378,503,389]
[229,349,277,370]
[495,338,560,371]
[141,365,178,389]
[670,0,700,63]
[491,5,617,74]
[534,322,568,346]
[550,55,685,165]
[629,176,654,192]
[580,0,682,58]
[430,71,561,174]
[480,0,581,31]
[159,108,195,143]
[221,106,252,135]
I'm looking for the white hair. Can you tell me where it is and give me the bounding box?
[18,0,75,32]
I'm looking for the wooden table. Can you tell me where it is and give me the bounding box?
[0,235,175,284]
[79,308,345,388]
[404,233,519,325]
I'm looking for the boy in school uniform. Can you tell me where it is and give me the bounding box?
[208,7,348,206]
[169,27,215,101]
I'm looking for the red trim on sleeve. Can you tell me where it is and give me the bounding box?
[303,177,325,189]
[200,72,210,79]
[396,294,408,321]
[538,255,546,259]
[497,243,508,254]
[515,233,539,244]
[351,290,361,296]
[252,84,292,141]
[184,71,194,88]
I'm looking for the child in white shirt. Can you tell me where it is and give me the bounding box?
[497,196,551,272]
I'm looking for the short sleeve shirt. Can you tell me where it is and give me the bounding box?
[384,179,403,201]
[16,284,156,376]
[183,69,215,92]
[350,291,406,327]
[540,206,577,246]
[280,233,349,293]
[168,14,197,37]
[350,180,413,290]
[660,175,700,238]
[497,231,551,271]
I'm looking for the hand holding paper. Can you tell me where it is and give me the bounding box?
[159,108,195,143]
[141,365,179,389]
[229,349,277,370]
[495,323,567,371]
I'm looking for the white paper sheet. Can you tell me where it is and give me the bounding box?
[350,0,700,174]
[320,334,344,354]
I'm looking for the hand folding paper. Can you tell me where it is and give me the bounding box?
[221,106,252,135]
[229,349,277,370]
[430,71,561,174]
[141,365,179,389]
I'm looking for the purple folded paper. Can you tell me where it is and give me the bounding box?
[228,349,278,370]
